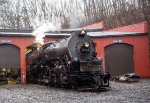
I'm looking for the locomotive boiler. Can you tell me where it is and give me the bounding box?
[26,29,110,90]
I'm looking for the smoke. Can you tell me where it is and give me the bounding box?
[32,18,60,44]
[68,2,84,28]
[69,12,80,28]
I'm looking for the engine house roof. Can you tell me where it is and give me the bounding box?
[0,29,148,37]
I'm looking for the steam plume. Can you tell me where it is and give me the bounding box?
[32,19,60,44]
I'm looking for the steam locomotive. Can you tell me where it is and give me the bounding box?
[26,29,110,90]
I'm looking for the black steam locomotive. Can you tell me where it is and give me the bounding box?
[26,29,110,90]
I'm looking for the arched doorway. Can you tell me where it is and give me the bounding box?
[0,44,20,83]
[105,43,134,76]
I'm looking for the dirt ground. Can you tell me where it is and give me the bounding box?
[0,79,150,103]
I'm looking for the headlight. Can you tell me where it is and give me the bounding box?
[80,42,90,54]
[84,42,89,47]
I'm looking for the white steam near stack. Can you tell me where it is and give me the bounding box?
[32,19,60,44]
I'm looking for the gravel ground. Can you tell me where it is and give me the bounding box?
[0,79,150,103]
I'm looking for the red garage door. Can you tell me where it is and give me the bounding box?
[105,43,134,76]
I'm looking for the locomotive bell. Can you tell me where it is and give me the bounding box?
[79,29,86,36]
[81,29,85,34]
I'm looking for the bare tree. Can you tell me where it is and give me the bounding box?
[0,0,150,30]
